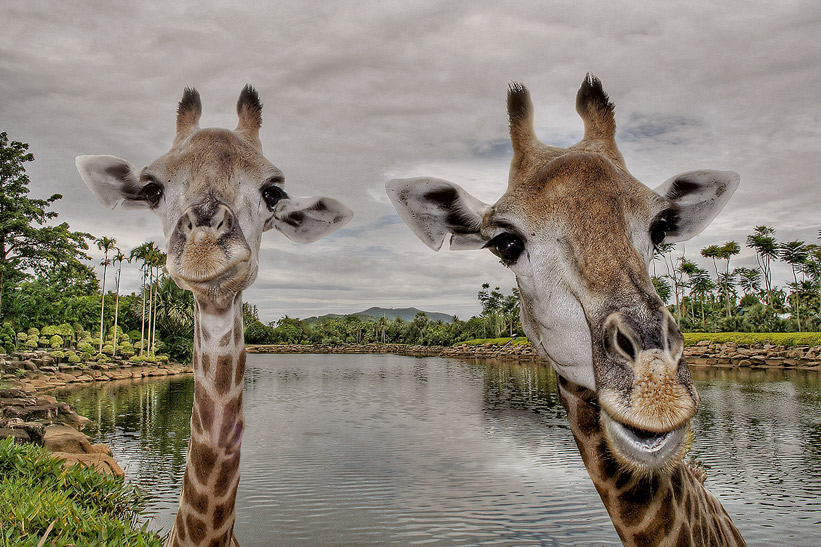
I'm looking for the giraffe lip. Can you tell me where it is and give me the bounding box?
[601,410,689,468]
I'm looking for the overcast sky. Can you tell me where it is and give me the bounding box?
[2,1,820,323]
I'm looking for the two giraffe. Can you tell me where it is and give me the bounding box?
[76,76,744,545]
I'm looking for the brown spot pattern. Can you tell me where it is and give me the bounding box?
[219,331,232,347]
[186,512,208,545]
[212,499,236,530]
[214,454,240,497]
[215,354,234,395]
[201,353,211,374]
[184,473,210,515]
[234,350,246,386]
[195,388,215,431]
[190,439,217,484]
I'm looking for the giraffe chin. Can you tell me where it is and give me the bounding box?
[172,261,256,308]
[600,410,692,477]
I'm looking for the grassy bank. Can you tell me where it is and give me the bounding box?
[0,438,162,546]
[458,333,821,348]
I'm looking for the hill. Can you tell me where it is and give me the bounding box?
[303,307,454,324]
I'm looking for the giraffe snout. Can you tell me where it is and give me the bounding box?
[178,203,236,240]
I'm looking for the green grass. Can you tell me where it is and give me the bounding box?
[457,337,532,347]
[458,333,821,348]
[682,332,821,347]
[0,438,162,547]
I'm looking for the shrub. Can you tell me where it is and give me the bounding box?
[156,354,170,363]
[26,327,40,338]
[78,341,95,354]
[51,350,65,361]
[25,337,38,349]
[50,334,64,349]
[119,341,135,357]
[68,353,82,364]
[97,354,110,364]
[0,438,163,546]
[41,325,59,337]
[129,355,145,364]
[102,344,115,356]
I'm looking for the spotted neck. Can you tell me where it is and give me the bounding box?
[167,293,246,547]
[557,376,745,547]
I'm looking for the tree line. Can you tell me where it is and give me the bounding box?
[3,131,821,362]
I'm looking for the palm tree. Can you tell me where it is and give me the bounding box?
[746,226,778,307]
[733,267,761,298]
[147,245,167,355]
[111,247,125,355]
[780,240,809,331]
[96,236,116,353]
[130,243,152,356]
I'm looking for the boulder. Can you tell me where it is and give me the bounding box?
[43,424,93,454]
[51,451,124,477]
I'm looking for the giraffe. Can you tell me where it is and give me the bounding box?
[386,75,745,546]
[75,86,352,547]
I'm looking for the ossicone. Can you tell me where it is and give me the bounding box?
[236,84,263,148]
[176,87,202,134]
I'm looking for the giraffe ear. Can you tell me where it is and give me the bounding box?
[267,196,353,243]
[386,177,490,251]
[75,155,150,210]
[653,170,740,242]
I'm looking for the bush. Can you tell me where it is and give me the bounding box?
[41,325,59,337]
[16,332,27,342]
[26,327,40,338]
[51,350,65,361]
[102,343,115,356]
[119,341,135,357]
[0,438,162,546]
[78,341,95,354]
[129,355,145,364]
[50,334,64,349]
[68,353,82,364]
[25,337,38,349]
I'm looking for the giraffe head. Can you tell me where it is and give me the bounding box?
[387,75,738,475]
[76,86,352,308]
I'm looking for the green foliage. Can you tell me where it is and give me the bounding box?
[682,332,821,347]
[457,337,532,347]
[24,337,38,349]
[67,352,81,364]
[16,332,27,342]
[49,334,63,349]
[26,327,39,338]
[101,344,115,356]
[78,341,95,354]
[118,341,135,357]
[0,437,162,546]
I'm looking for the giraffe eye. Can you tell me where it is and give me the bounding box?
[486,232,524,265]
[141,182,164,207]
[262,185,286,210]
[650,210,676,246]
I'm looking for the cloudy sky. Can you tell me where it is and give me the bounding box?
[2,1,820,323]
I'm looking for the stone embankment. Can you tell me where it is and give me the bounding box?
[0,350,192,476]
[249,341,821,369]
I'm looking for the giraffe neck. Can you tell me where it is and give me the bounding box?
[557,375,745,547]
[167,293,246,547]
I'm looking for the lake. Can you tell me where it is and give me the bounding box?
[56,354,821,546]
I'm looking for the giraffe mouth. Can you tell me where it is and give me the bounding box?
[600,410,690,472]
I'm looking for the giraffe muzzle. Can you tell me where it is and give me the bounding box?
[168,203,253,286]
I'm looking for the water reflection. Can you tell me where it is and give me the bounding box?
[56,356,821,546]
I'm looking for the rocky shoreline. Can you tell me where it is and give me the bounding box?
[0,350,192,476]
[248,340,821,369]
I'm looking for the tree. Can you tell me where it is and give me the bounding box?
[733,267,760,297]
[0,132,91,320]
[111,248,125,355]
[780,240,809,331]
[746,226,778,307]
[96,236,116,353]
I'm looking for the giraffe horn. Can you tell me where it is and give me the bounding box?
[576,74,616,144]
[236,85,263,150]
[507,82,539,155]
[176,87,202,135]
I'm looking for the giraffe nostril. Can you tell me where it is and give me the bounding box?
[616,330,637,361]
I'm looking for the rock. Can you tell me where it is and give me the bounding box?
[0,427,30,443]
[51,451,124,477]
[42,424,93,454]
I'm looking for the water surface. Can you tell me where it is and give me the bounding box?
[57,355,821,545]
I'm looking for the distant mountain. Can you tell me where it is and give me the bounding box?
[303,307,455,324]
